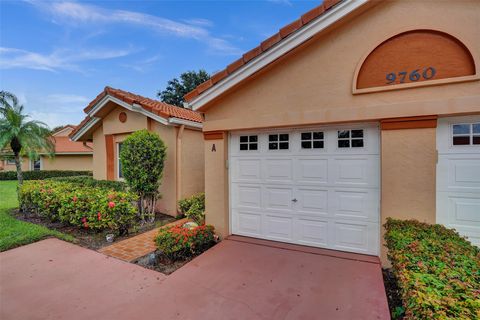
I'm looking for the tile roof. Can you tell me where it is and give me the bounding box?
[52,136,93,153]
[184,0,342,103]
[85,86,203,123]
[71,86,203,139]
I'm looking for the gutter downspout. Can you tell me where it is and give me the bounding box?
[175,125,185,215]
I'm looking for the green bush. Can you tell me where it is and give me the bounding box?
[48,176,126,191]
[156,224,215,261]
[384,219,480,320]
[178,193,205,224]
[0,170,92,181]
[19,180,138,234]
[120,130,166,219]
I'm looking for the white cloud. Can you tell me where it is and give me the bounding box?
[266,0,293,6]
[0,47,136,72]
[121,54,162,73]
[28,1,242,55]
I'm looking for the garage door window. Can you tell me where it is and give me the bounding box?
[239,135,258,150]
[338,129,364,148]
[301,132,324,149]
[269,134,289,150]
[452,123,480,146]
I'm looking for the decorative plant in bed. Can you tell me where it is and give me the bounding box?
[135,193,218,275]
[17,179,175,249]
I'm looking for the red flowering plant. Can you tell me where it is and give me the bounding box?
[19,180,138,234]
[156,224,216,261]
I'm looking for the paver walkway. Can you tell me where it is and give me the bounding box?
[98,217,188,261]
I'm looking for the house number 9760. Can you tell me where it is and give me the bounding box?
[386,67,436,84]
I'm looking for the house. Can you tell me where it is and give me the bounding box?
[0,125,93,172]
[70,87,204,217]
[184,0,480,264]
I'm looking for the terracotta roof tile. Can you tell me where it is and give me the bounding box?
[184,0,345,103]
[71,87,203,139]
[53,136,93,153]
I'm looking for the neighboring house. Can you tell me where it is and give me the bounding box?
[0,125,93,172]
[70,87,204,217]
[184,0,480,264]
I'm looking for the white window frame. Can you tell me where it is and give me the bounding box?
[117,142,124,180]
[31,158,42,171]
[6,159,15,165]
[451,122,480,147]
[337,129,365,149]
[239,135,259,151]
[268,133,290,151]
[300,131,325,149]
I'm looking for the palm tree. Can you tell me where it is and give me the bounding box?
[0,91,54,186]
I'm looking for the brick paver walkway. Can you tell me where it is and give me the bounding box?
[98,218,188,262]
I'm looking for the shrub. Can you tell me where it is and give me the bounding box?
[156,224,216,260]
[19,180,138,234]
[48,176,126,191]
[0,170,92,181]
[120,130,166,220]
[384,219,480,320]
[178,193,205,224]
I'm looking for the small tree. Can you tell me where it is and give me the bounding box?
[119,130,166,222]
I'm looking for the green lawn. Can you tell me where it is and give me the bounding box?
[0,180,73,251]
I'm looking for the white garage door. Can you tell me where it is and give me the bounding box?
[229,124,380,255]
[437,116,480,246]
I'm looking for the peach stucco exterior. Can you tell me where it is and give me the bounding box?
[199,0,480,264]
[89,106,204,217]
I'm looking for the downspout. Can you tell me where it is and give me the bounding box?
[176,125,185,215]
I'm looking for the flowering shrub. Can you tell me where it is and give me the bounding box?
[156,224,216,260]
[384,219,480,320]
[19,180,138,234]
[48,176,126,191]
[178,193,205,224]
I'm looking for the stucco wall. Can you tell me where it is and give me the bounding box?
[204,135,229,237]
[103,106,148,135]
[151,120,178,216]
[92,125,107,180]
[180,128,205,199]
[202,0,479,132]
[380,127,437,264]
[1,157,30,172]
[41,154,93,171]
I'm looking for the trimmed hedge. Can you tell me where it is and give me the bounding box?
[156,224,216,261]
[178,193,205,224]
[19,180,137,233]
[48,176,126,191]
[0,170,92,181]
[384,219,480,320]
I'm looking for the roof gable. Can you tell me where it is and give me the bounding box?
[184,0,370,110]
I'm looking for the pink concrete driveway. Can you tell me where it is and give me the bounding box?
[0,237,390,320]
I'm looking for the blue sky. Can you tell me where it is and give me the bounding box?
[0,0,318,128]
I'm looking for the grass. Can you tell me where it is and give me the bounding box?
[0,180,74,252]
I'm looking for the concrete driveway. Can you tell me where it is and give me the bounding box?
[0,237,389,320]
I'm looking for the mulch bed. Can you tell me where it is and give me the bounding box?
[134,250,193,275]
[12,209,176,250]
[382,268,404,319]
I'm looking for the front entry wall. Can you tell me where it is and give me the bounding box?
[380,127,437,263]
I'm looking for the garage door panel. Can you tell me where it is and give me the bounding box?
[233,210,262,236]
[448,158,480,191]
[264,158,293,183]
[332,221,378,254]
[442,194,480,226]
[331,189,379,222]
[263,215,293,241]
[234,159,262,182]
[331,157,379,188]
[232,185,262,210]
[448,225,480,247]
[264,187,294,212]
[294,219,328,246]
[295,188,328,215]
[295,158,328,185]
